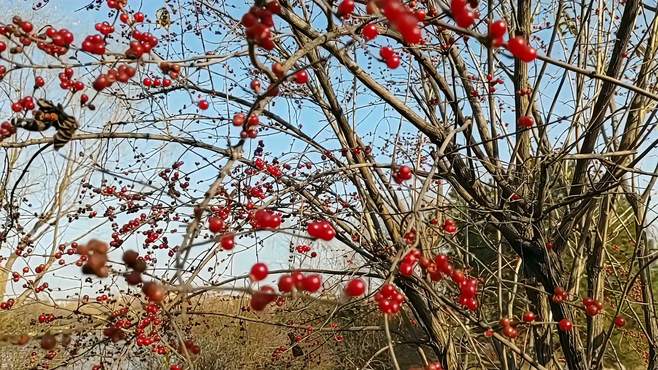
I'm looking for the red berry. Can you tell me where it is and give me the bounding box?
[198,100,209,110]
[232,113,246,126]
[522,311,536,322]
[278,275,295,293]
[558,319,573,332]
[489,20,507,39]
[293,70,309,84]
[585,304,599,317]
[379,46,395,60]
[272,63,285,78]
[520,47,537,62]
[337,0,355,18]
[518,115,534,128]
[386,55,401,69]
[250,286,276,310]
[220,233,235,250]
[249,262,269,281]
[344,278,366,297]
[302,274,322,293]
[399,262,414,277]
[134,12,145,22]
[614,315,626,328]
[362,24,379,41]
[208,216,224,233]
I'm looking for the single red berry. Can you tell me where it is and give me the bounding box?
[614,315,626,328]
[337,0,355,19]
[278,275,295,293]
[220,233,235,250]
[249,262,269,281]
[208,216,224,233]
[386,55,401,69]
[362,24,379,41]
[344,278,366,297]
[198,99,209,110]
[558,319,573,332]
[302,274,322,293]
[293,70,309,84]
[522,311,536,322]
[488,20,507,39]
[379,46,395,60]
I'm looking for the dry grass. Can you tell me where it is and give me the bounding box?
[0,295,428,369]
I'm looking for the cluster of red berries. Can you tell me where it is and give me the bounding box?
[11,96,35,112]
[374,0,423,44]
[582,297,604,317]
[487,20,507,47]
[95,21,115,35]
[500,317,520,338]
[507,36,537,62]
[122,250,147,285]
[398,248,421,276]
[379,46,401,69]
[374,283,405,314]
[306,220,336,241]
[453,270,479,311]
[143,77,173,88]
[278,271,323,293]
[232,112,253,127]
[126,30,158,59]
[0,298,15,310]
[518,115,534,128]
[241,2,281,51]
[233,112,260,138]
[251,209,283,229]
[38,313,56,324]
[443,218,457,234]
[159,61,182,80]
[295,244,313,253]
[0,121,16,140]
[393,165,413,183]
[450,0,479,28]
[250,285,277,311]
[551,286,568,303]
[79,239,110,278]
[120,11,145,24]
[107,0,127,9]
[92,64,137,91]
[37,26,75,56]
[58,67,85,92]
[81,34,107,55]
